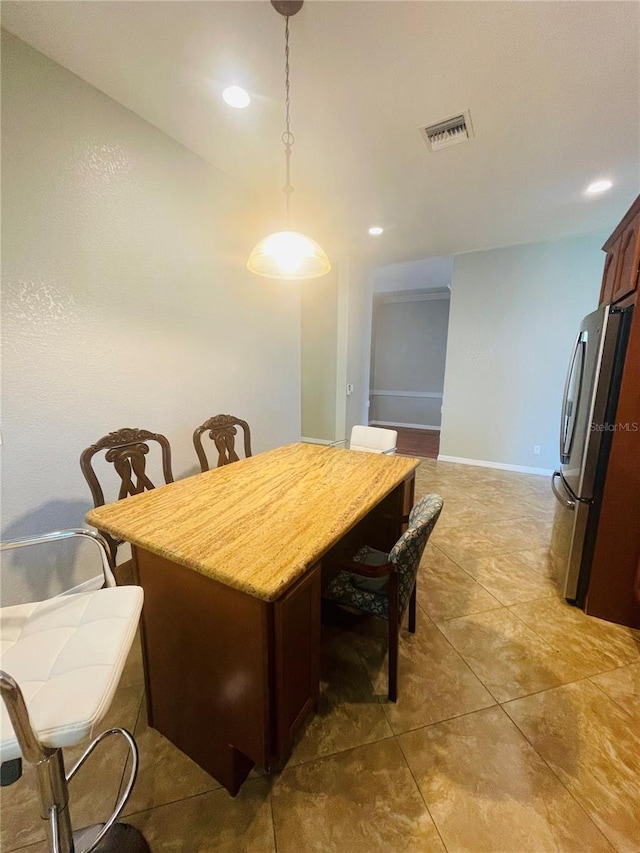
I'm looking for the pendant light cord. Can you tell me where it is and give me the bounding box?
[282,15,294,230]
[247,2,331,279]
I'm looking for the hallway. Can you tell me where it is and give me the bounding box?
[395,426,440,458]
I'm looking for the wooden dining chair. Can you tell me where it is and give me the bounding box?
[323,493,443,702]
[193,414,252,471]
[80,427,174,562]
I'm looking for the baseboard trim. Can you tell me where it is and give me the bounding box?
[300,436,334,445]
[437,454,553,476]
[370,390,443,399]
[369,421,441,432]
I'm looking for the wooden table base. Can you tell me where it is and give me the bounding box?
[133,547,321,794]
[131,470,415,795]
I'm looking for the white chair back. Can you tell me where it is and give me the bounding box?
[349,425,397,454]
[0,529,149,853]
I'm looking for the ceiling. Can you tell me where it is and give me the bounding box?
[2,1,639,266]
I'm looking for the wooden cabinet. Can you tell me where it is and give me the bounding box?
[274,564,321,757]
[600,196,640,308]
[599,245,619,304]
[612,219,640,303]
[587,194,640,629]
[135,546,322,794]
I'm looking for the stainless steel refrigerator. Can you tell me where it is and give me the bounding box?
[551,304,633,605]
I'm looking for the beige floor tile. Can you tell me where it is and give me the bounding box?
[522,505,557,523]
[121,695,221,816]
[7,460,635,853]
[0,682,142,852]
[355,617,494,733]
[399,706,613,853]
[590,662,640,719]
[65,738,132,833]
[512,547,556,577]
[477,517,554,551]
[509,595,640,678]
[456,553,557,606]
[100,671,146,733]
[126,777,275,852]
[286,627,393,766]
[428,506,495,534]
[0,768,43,852]
[66,682,143,820]
[504,679,640,852]
[428,487,485,505]
[436,530,513,565]
[417,546,502,621]
[118,630,145,690]
[1,842,47,853]
[422,538,445,561]
[465,492,547,520]
[271,738,445,853]
[438,608,577,703]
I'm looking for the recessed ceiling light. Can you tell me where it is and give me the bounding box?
[585,179,613,195]
[222,85,251,109]
[368,226,384,236]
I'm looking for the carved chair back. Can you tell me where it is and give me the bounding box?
[193,415,252,471]
[80,427,174,559]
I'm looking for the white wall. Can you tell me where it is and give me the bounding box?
[300,255,372,445]
[440,231,608,473]
[338,256,373,439]
[301,270,339,441]
[1,33,301,605]
[372,257,453,294]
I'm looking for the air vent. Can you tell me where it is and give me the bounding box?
[421,110,474,151]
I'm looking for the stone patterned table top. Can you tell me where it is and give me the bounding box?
[86,442,420,601]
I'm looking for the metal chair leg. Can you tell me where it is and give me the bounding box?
[41,749,75,853]
[1,672,74,852]
[1,672,150,853]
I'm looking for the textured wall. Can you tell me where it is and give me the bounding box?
[440,231,607,472]
[300,255,372,443]
[1,33,301,604]
[301,270,339,441]
[343,257,373,436]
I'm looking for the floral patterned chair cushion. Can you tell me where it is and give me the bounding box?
[323,493,444,620]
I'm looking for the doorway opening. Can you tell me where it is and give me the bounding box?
[369,258,452,458]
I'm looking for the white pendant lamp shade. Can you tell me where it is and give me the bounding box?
[247,230,331,280]
[247,1,330,281]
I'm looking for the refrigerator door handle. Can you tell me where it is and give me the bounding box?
[560,331,587,465]
[552,470,576,510]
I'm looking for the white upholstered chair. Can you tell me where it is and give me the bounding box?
[349,425,398,454]
[0,529,149,853]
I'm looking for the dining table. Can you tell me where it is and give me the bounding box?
[86,441,420,795]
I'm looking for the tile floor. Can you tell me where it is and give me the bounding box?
[2,459,640,852]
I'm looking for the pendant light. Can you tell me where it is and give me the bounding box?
[247,0,331,280]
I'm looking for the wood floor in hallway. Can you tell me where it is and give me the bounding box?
[391,426,440,459]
